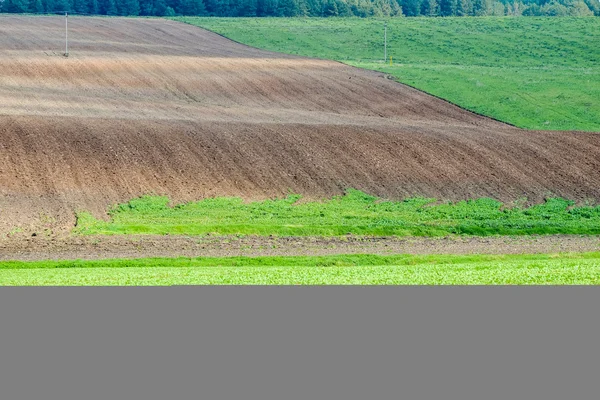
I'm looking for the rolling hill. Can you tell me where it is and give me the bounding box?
[0,16,599,234]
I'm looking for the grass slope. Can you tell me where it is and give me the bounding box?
[74,190,600,237]
[176,16,600,132]
[2,253,600,285]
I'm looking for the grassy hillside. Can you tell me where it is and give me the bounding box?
[2,252,600,285]
[74,190,600,237]
[176,17,600,132]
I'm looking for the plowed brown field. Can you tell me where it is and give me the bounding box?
[1,16,599,235]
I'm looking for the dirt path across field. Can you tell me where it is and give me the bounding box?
[1,16,599,237]
[1,235,598,261]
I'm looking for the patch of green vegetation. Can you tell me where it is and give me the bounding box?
[74,189,600,236]
[2,252,600,285]
[174,17,600,132]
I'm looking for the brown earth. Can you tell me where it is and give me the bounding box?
[1,16,599,236]
[1,235,599,261]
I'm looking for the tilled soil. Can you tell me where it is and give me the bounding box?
[1,235,598,261]
[0,17,599,236]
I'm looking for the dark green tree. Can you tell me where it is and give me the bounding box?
[322,0,339,15]
[456,0,472,14]
[72,0,90,13]
[153,0,169,14]
[2,0,30,12]
[296,0,308,14]
[138,0,153,14]
[257,0,278,15]
[472,0,492,15]
[41,0,55,11]
[214,0,231,15]
[203,0,216,13]
[89,0,99,13]
[30,0,45,12]
[334,0,351,15]
[105,0,117,14]
[121,0,141,15]
[54,0,70,10]
[421,0,439,15]
[583,0,600,15]
[402,0,422,15]
[304,0,322,14]
[235,0,257,15]
[277,0,298,15]
[177,0,206,14]
[439,0,457,14]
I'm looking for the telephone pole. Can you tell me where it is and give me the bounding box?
[64,12,68,57]
[384,22,387,63]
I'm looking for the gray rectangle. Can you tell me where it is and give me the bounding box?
[1,287,598,400]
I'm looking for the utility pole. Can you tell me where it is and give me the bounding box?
[65,12,68,57]
[384,22,387,64]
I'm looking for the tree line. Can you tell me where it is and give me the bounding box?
[1,0,598,17]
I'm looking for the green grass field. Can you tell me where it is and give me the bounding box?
[75,189,600,237]
[175,16,600,132]
[2,252,599,285]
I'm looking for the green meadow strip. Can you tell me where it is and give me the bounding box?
[74,190,600,237]
[3,252,599,270]
[1,252,600,285]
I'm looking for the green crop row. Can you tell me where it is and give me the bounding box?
[2,252,600,285]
